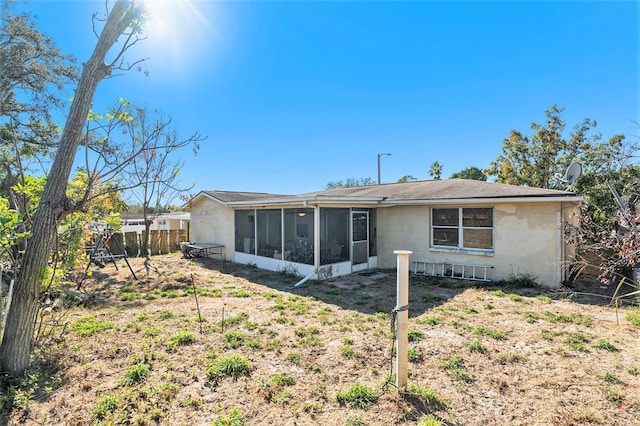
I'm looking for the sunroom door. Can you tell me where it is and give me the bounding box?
[351,210,369,272]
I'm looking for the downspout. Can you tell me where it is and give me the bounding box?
[288,272,315,289]
[313,204,320,273]
[556,210,562,287]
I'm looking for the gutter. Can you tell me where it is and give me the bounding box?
[189,191,584,209]
[183,191,228,208]
[382,195,585,206]
[224,195,386,208]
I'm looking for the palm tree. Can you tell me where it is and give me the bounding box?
[429,161,443,180]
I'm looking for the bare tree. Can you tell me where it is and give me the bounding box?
[0,0,144,376]
[566,184,640,288]
[121,107,203,275]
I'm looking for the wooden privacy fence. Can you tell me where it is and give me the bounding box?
[108,229,190,258]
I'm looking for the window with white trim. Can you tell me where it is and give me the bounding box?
[431,207,493,250]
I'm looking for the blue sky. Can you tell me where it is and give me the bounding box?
[24,0,640,195]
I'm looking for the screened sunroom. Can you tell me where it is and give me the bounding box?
[233,206,377,278]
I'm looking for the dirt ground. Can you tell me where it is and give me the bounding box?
[3,253,640,425]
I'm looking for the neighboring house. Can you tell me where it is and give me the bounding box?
[121,213,190,234]
[186,180,584,288]
[120,214,146,234]
[149,212,191,233]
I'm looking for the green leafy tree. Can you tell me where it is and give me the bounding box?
[55,171,128,279]
[326,177,375,189]
[485,105,630,189]
[486,105,637,231]
[397,175,417,183]
[449,166,486,181]
[1,0,144,376]
[0,1,77,268]
[0,1,76,170]
[0,200,30,265]
[125,203,182,214]
[574,165,640,224]
[0,1,76,122]
[429,161,443,180]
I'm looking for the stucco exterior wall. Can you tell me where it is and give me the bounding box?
[493,203,558,285]
[189,198,235,260]
[376,202,575,287]
[149,218,187,231]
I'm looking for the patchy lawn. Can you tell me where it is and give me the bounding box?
[2,254,639,425]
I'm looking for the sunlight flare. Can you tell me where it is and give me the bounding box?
[138,0,219,73]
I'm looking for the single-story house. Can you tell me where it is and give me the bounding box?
[186,179,584,288]
[149,212,191,233]
[121,213,190,234]
[120,214,146,233]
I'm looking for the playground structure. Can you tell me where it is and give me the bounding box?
[80,222,137,288]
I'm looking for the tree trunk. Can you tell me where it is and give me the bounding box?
[143,220,151,276]
[0,0,135,376]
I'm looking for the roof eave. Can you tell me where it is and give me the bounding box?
[225,195,386,207]
[381,195,585,206]
[189,191,585,209]
[183,191,229,209]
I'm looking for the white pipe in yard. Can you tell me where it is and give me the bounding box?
[394,250,412,390]
[288,271,316,289]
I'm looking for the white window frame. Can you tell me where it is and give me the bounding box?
[431,207,494,253]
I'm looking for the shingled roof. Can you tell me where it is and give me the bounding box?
[198,190,292,203]
[190,180,582,207]
[301,179,581,201]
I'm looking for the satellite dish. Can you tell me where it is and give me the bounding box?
[552,161,582,191]
[565,161,582,190]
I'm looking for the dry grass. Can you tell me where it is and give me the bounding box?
[3,253,640,426]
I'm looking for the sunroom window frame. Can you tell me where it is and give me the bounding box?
[431,206,494,253]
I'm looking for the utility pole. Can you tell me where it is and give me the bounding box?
[377,153,391,184]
